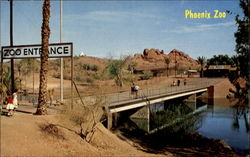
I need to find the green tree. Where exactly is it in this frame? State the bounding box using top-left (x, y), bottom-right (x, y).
top-left (207, 55), bottom-right (234, 65)
top-left (106, 60), bottom-right (125, 87)
top-left (1, 67), bottom-right (20, 98)
top-left (231, 55), bottom-right (239, 67)
top-left (234, 0), bottom-right (249, 81)
top-left (36, 0), bottom-right (50, 115)
top-left (197, 56), bottom-right (206, 78)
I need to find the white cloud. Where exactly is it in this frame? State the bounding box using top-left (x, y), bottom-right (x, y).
top-left (163, 21), bottom-right (235, 33)
top-left (65, 11), bottom-right (159, 23)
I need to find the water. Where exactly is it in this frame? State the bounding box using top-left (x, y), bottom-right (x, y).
top-left (126, 98), bottom-right (250, 151)
top-left (198, 99), bottom-right (250, 150)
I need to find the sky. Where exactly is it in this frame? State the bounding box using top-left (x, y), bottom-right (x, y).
top-left (0, 0), bottom-right (243, 59)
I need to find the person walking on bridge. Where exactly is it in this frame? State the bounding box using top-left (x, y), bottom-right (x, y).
top-left (131, 83), bottom-right (139, 99)
top-left (184, 79), bottom-right (187, 86)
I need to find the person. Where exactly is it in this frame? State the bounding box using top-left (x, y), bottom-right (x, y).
top-left (134, 84), bottom-right (140, 98)
top-left (184, 79), bottom-right (187, 86)
top-left (172, 80), bottom-right (176, 86)
top-left (6, 95), bottom-right (14, 116)
top-left (6, 90), bottom-right (18, 116)
top-left (131, 83), bottom-right (139, 99)
top-left (177, 80), bottom-right (180, 86)
top-left (131, 83), bottom-right (136, 98)
top-left (12, 91), bottom-right (18, 110)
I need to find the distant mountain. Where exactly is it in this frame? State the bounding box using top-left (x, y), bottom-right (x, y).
top-left (132, 48), bottom-right (199, 70)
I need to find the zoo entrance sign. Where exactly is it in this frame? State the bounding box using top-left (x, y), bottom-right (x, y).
top-left (1, 42), bottom-right (73, 59)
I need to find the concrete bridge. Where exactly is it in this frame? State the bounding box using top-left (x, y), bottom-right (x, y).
top-left (104, 79), bottom-right (217, 129)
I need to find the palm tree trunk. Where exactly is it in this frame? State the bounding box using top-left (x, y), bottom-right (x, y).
top-left (36, 0), bottom-right (50, 115)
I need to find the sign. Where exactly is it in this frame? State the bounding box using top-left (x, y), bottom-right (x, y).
top-left (1, 42), bottom-right (73, 59)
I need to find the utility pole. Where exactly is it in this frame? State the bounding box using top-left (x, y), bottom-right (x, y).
top-left (60, 0), bottom-right (63, 102)
top-left (10, 0), bottom-right (15, 93)
top-left (175, 51), bottom-right (176, 78)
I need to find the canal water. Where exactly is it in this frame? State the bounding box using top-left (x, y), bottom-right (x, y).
top-left (120, 98), bottom-right (250, 151)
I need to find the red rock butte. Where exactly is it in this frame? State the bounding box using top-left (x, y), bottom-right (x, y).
top-left (132, 48), bottom-right (199, 70)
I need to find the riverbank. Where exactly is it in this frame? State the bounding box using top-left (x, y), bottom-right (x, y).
top-left (1, 111), bottom-right (172, 157)
top-left (213, 78), bottom-right (236, 98)
top-left (114, 127), bottom-right (242, 157)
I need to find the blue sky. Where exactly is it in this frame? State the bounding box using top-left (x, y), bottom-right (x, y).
top-left (0, 0), bottom-right (243, 59)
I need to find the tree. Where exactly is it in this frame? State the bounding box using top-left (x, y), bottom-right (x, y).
top-left (207, 55), bottom-right (234, 65)
top-left (234, 0), bottom-right (249, 81)
top-left (106, 60), bottom-right (125, 87)
top-left (231, 55), bottom-right (239, 67)
top-left (36, 0), bottom-right (50, 115)
top-left (197, 56), bottom-right (206, 78)
top-left (1, 67), bottom-right (20, 98)
top-left (106, 56), bottom-right (133, 87)
top-left (164, 57), bottom-right (170, 77)
top-left (227, 0), bottom-right (249, 104)
top-left (127, 60), bottom-right (137, 74)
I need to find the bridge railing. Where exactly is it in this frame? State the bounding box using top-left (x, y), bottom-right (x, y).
top-left (106, 79), bottom-right (212, 105)
top-left (70, 78), bottom-right (220, 106)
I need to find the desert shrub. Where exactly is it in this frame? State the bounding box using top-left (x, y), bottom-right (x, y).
top-left (75, 76), bottom-right (82, 82)
top-left (82, 64), bottom-right (98, 72)
top-left (60, 97), bottom-right (104, 142)
top-left (85, 77), bottom-right (94, 83)
top-left (140, 71), bottom-right (153, 80)
top-left (63, 74), bottom-right (71, 80)
top-left (52, 73), bottom-right (60, 79)
top-left (123, 72), bottom-right (136, 83)
top-left (39, 123), bottom-right (65, 140)
top-left (91, 73), bottom-right (101, 80)
top-left (90, 65), bottom-right (98, 71)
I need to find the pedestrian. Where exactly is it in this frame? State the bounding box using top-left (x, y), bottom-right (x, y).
top-left (131, 83), bottom-right (136, 98)
top-left (172, 80), bottom-right (176, 86)
top-left (134, 84), bottom-right (140, 98)
top-left (12, 90), bottom-right (18, 110)
top-left (131, 83), bottom-right (139, 99)
top-left (184, 79), bottom-right (187, 86)
top-left (177, 80), bottom-right (180, 86)
top-left (6, 95), bottom-right (14, 116)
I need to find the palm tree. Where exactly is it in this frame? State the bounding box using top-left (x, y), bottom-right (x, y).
top-left (164, 57), bottom-right (170, 77)
top-left (197, 56), bottom-right (206, 78)
top-left (36, 0), bottom-right (50, 115)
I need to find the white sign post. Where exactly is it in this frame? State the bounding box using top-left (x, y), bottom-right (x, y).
top-left (1, 43), bottom-right (72, 59)
top-left (1, 42), bottom-right (73, 106)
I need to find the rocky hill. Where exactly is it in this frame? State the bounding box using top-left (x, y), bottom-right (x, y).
top-left (132, 48), bottom-right (199, 70)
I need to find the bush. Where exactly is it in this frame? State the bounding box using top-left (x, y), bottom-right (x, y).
top-left (82, 64), bottom-right (98, 72)
top-left (75, 76), bottom-right (82, 82)
top-left (85, 77), bottom-right (94, 83)
top-left (140, 71), bottom-right (153, 80)
top-left (123, 72), bottom-right (136, 83)
top-left (60, 97), bottom-right (104, 142)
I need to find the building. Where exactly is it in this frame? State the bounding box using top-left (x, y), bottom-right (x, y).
top-left (204, 65), bottom-right (237, 77)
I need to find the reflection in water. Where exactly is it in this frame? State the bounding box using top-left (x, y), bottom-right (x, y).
top-left (127, 98), bottom-right (250, 151)
top-left (232, 105), bottom-right (250, 132)
top-left (130, 99), bottom-right (207, 133)
top-left (149, 100), bottom-right (205, 133)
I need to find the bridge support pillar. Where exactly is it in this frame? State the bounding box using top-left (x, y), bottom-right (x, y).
top-left (107, 113), bottom-right (112, 130)
top-left (184, 94), bottom-right (197, 110)
top-left (113, 112), bottom-right (118, 128)
top-left (207, 86), bottom-right (214, 105)
top-left (104, 106), bottom-right (113, 130)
